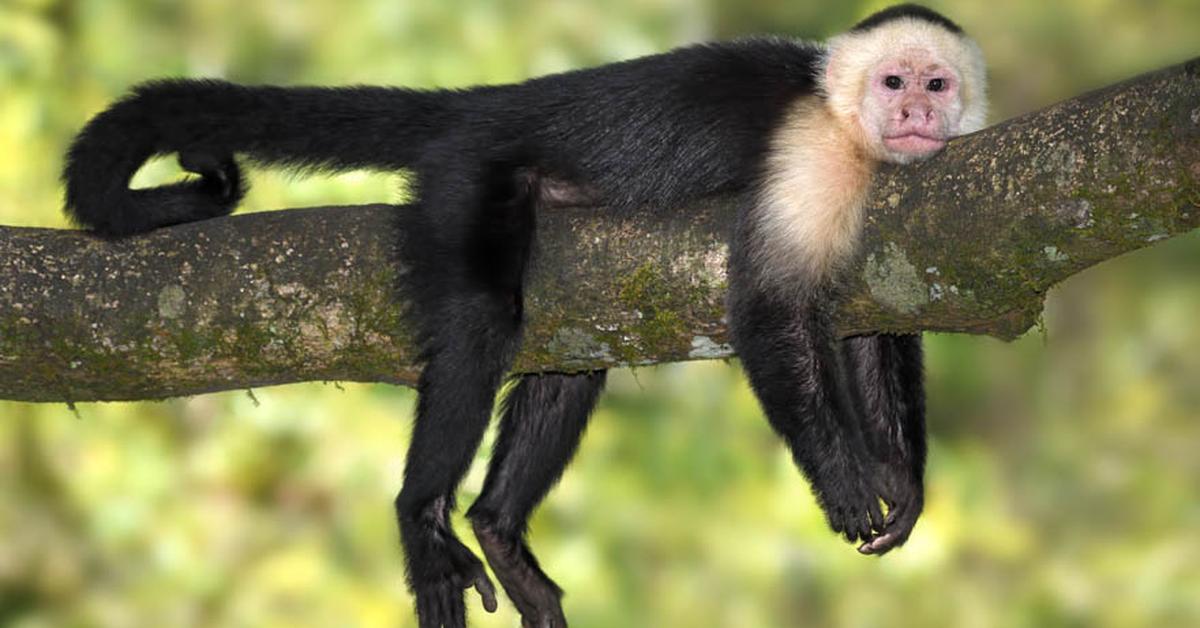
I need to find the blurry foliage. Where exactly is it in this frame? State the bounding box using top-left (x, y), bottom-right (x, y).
top-left (1, 0), bottom-right (1199, 626)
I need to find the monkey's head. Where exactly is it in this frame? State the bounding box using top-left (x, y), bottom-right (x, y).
top-left (821, 5), bottom-right (988, 164)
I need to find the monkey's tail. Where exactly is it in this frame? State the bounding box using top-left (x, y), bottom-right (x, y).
top-left (63, 79), bottom-right (453, 235)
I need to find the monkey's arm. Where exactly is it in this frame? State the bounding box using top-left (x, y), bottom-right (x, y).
top-left (841, 334), bottom-right (926, 554)
top-left (730, 289), bottom-right (887, 544)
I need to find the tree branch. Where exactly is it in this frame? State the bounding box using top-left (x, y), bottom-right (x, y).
top-left (2, 59), bottom-right (1198, 402)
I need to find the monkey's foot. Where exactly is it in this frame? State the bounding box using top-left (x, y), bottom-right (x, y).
top-left (472, 519), bottom-right (568, 628)
top-left (404, 526), bottom-right (498, 628)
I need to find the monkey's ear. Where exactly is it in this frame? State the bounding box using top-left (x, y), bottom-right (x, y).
top-left (818, 38), bottom-right (859, 104)
top-left (817, 45), bottom-right (841, 98)
top-left (818, 42), bottom-right (859, 126)
top-left (822, 56), bottom-right (838, 90)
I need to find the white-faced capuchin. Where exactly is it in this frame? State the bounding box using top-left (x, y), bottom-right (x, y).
top-left (62, 4), bottom-right (987, 627)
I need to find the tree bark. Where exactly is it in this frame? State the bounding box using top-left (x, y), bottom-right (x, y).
top-left (2, 58), bottom-right (1198, 402)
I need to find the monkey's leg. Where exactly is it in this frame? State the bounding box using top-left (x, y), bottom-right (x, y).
top-left (841, 334), bottom-right (926, 555)
top-left (397, 158), bottom-right (537, 628)
top-left (467, 371), bottom-right (607, 628)
top-left (396, 298), bottom-right (519, 628)
top-left (729, 290), bottom-right (887, 545)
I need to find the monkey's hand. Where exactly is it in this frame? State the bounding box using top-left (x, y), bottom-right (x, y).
top-left (809, 452), bottom-right (891, 546)
top-left (856, 460), bottom-right (924, 555)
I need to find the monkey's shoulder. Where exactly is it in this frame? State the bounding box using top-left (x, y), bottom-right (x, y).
top-left (752, 100), bottom-right (876, 285)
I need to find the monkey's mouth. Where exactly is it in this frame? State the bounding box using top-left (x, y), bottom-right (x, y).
top-left (884, 134), bottom-right (946, 154)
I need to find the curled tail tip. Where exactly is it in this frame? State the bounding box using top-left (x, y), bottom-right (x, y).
top-left (60, 80), bottom-right (248, 236)
top-left (64, 179), bottom-right (244, 237)
top-left (62, 146), bottom-right (246, 237)
top-left (178, 150), bottom-right (247, 205)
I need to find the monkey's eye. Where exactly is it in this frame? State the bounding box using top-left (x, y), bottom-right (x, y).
top-left (926, 78), bottom-right (946, 92)
top-left (884, 75), bottom-right (903, 90)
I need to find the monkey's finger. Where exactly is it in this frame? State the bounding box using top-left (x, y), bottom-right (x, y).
top-left (841, 509), bottom-right (860, 543)
top-left (885, 498), bottom-right (908, 528)
top-left (868, 498), bottom-right (886, 533)
top-left (860, 514), bottom-right (875, 542)
top-left (849, 512), bottom-right (870, 544)
top-left (884, 504), bottom-right (899, 528)
top-left (827, 506), bottom-right (844, 536)
top-left (862, 525), bottom-right (908, 555)
top-left (837, 514), bottom-right (855, 542)
top-left (862, 505), bottom-right (921, 556)
top-left (857, 530), bottom-right (899, 555)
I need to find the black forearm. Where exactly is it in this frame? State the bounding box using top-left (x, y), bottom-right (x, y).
top-left (841, 334), bottom-right (926, 478)
top-left (838, 333), bottom-right (927, 554)
top-left (729, 290), bottom-right (881, 523)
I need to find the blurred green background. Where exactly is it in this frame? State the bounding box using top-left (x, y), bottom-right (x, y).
top-left (2, 1), bottom-right (1199, 626)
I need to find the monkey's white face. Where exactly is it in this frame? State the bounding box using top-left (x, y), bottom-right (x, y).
top-left (821, 18), bottom-right (988, 165)
top-left (860, 49), bottom-right (966, 164)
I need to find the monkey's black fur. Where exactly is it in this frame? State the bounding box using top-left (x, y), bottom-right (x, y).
top-left (65, 40), bottom-right (819, 236)
top-left (62, 7), bottom-right (954, 627)
top-left (851, 3), bottom-right (963, 33)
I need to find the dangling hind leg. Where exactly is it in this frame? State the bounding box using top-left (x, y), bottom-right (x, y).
top-left (467, 371), bottom-right (607, 628)
top-left (395, 153), bottom-right (538, 628)
top-left (396, 318), bottom-right (516, 627)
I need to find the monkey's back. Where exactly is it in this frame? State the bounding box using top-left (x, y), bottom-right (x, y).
top-left (456, 38), bottom-right (825, 210)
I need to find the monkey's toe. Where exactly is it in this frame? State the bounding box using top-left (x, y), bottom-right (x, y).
top-left (522, 612), bottom-right (568, 628)
top-left (448, 537), bottom-right (499, 613)
top-left (414, 579), bottom-right (467, 628)
top-left (412, 556), bottom-right (498, 627)
top-left (405, 525), bottom-right (499, 627)
top-left (473, 520), bottom-right (568, 627)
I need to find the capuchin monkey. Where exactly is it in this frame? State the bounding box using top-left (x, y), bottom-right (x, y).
top-left (62, 4), bottom-right (987, 627)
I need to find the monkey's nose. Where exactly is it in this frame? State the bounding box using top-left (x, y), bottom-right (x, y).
top-left (900, 105), bottom-right (934, 122)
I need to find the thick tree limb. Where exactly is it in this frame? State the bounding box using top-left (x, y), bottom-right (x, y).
top-left (2, 59), bottom-right (1198, 402)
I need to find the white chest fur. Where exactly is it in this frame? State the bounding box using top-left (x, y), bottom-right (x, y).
top-left (752, 98), bottom-right (874, 290)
